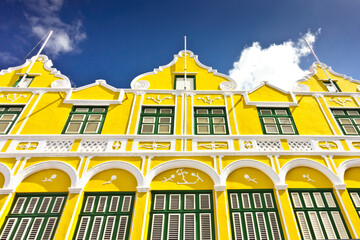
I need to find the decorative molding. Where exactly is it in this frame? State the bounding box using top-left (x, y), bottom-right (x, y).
top-left (293, 84), bottom-right (310, 92)
top-left (197, 95), bottom-right (221, 105)
top-left (134, 80), bottom-right (150, 90)
top-left (139, 142), bottom-right (171, 150)
top-left (198, 142), bottom-right (228, 150)
top-left (146, 95), bottom-right (171, 104)
top-left (133, 139), bottom-right (175, 152)
top-left (220, 81), bottom-right (235, 91)
top-left (0, 93), bottom-right (27, 102)
top-left (161, 168), bottom-right (204, 185)
top-left (328, 97), bottom-right (352, 107)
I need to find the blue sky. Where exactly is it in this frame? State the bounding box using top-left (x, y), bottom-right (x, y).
top-left (0, 0), bottom-right (359, 90)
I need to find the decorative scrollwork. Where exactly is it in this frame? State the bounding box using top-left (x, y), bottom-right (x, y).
top-left (220, 81), bottom-right (235, 90)
top-left (51, 79), bottom-right (71, 88)
top-left (134, 80), bottom-right (150, 89)
top-left (294, 84), bottom-right (310, 92)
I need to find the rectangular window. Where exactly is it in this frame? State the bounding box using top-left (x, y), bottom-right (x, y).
top-left (0, 193), bottom-right (67, 240)
top-left (332, 109), bottom-right (360, 135)
top-left (348, 189), bottom-right (360, 217)
top-left (62, 106), bottom-right (108, 134)
top-left (258, 108), bottom-right (298, 135)
top-left (194, 107), bottom-right (228, 135)
top-left (174, 75), bottom-right (195, 90)
top-left (324, 81), bottom-right (341, 92)
top-left (149, 191), bottom-right (215, 240)
top-left (228, 190), bottom-right (284, 240)
top-left (0, 106), bottom-right (23, 134)
top-left (138, 107), bottom-right (174, 134)
top-left (289, 189), bottom-right (350, 240)
top-left (74, 192), bottom-right (135, 240)
top-left (13, 76), bottom-right (35, 88)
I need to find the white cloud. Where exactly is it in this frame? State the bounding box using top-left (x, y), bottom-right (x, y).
top-left (20, 0), bottom-right (86, 57)
top-left (229, 29), bottom-right (321, 91)
top-left (0, 52), bottom-right (19, 64)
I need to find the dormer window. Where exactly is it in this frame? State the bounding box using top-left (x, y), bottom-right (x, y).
top-left (323, 81), bottom-right (340, 92)
top-left (13, 75), bottom-right (35, 88)
top-left (174, 75), bottom-right (195, 90)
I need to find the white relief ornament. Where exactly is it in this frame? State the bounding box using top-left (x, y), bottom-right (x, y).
top-left (302, 174), bottom-right (315, 182)
top-left (197, 96), bottom-right (221, 105)
top-left (220, 81), bottom-right (235, 91)
top-left (198, 142), bottom-right (227, 150)
top-left (51, 79), bottom-right (71, 88)
top-left (318, 141), bottom-right (337, 150)
top-left (42, 174), bottom-right (57, 182)
top-left (191, 173), bottom-right (204, 183)
top-left (112, 141), bottom-right (121, 151)
top-left (17, 142), bottom-right (38, 150)
top-left (139, 142), bottom-right (170, 150)
top-left (103, 175), bottom-right (117, 185)
top-left (134, 80), bottom-right (150, 89)
top-left (294, 84), bottom-right (310, 92)
top-left (147, 95), bottom-right (171, 104)
top-left (0, 93), bottom-right (26, 102)
top-left (328, 97), bottom-right (352, 107)
top-left (244, 141), bottom-right (253, 149)
top-left (244, 174), bottom-right (257, 183)
top-left (162, 175), bottom-right (175, 183)
top-left (161, 169), bottom-right (203, 185)
top-left (36, 57), bottom-right (45, 62)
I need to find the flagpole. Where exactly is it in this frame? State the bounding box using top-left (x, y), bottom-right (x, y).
top-left (20, 30), bottom-right (53, 83)
top-left (184, 36), bottom-right (187, 90)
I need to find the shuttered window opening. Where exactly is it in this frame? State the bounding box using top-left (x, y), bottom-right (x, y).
top-left (0, 193), bottom-right (67, 240)
top-left (348, 189), bottom-right (360, 217)
top-left (73, 192), bottom-right (135, 240)
top-left (149, 191), bottom-right (215, 240)
top-left (228, 190), bottom-right (284, 240)
top-left (289, 189), bottom-right (350, 240)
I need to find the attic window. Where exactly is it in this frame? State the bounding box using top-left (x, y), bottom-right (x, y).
top-left (323, 81), bottom-right (341, 92)
top-left (13, 76), bottom-right (35, 88)
top-left (174, 75), bottom-right (195, 90)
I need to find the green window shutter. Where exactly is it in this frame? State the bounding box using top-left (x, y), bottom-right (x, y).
top-left (332, 109), bottom-right (360, 135)
top-left (194, 107), bottom-right (228, 135)
top-left (73, 192), bottom-right (135, 240)
top-left (0, 193), bottom-right (67, 240)
top-left (289, 189), bottom-right (350, 240)
top-left (349, 190), bottom-right (360, 217)
top-left (228, 190), bottom-right (284, 240)
top-left (149, 191), bottom-right (215, 240)
top-left (258, 108), bottom-right (298, 135)
top-left (138, 107), bottom-right (174, 135)
top-left (62, 106), bottom-right (108, 134)
top-left (0, 106), bottom-right (24, 134)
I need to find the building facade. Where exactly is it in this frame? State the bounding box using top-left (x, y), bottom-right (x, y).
top-left (0, 50), bottom-right (359, 239)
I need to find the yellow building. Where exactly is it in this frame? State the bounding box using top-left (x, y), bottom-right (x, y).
top-left (0, 50), bottom-right (359, 240)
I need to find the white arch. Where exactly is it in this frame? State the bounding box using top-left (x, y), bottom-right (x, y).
top-left (11, 161), bottom-right (78, 189)
top-left (279, 159), bottom-right (345, 189)
top-left (220, 160), bottom-right (281, 186)
top-left (338, 159), bottom-right (360, 182)
top-left (0, 163), bottom-right (12, 189)
top-left (143, 160), bottom-right (221, 190)
top-left (79, 161), bottom-right (144, 189)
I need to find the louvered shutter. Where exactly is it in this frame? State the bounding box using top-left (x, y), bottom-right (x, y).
top-left (41, 217), bottom-right (57, 240)
top-left (313, 192), bottom-right (325, 208)
top-left (319, 211), bottom-right (336, 239)
top-left (200, 213), bottom-right (212, 240)
top-left (268, 212), bottom-right (282, 240)
top-left (97, 196), bottom-right (108, 212)
top-left (89, 216), bottom-right (103, 240)
top-left (27, 217), bottom-right (44, 240)
top-left (25, 197), bottom-right (39, 214)
top-left (264, 193), bottom-right (274, 208)
top-left (296, 212), bottom-right (311, 240)
top-left (256, 212), bottom-right (268, 240)
top-left (230, 193), bottom-right (239, 209)
top-left (75, 217), bottom-right (90, 240)
top-left (184, 214), bottom-right (195, 240)
top-left (324, 193), bottom-right (336, 208)
top-left (51, 197), bottom-right (65, 213)
top-left (167, 214), bottom-right (180, 240)
top-left (13, 218), bottom-right (31, 240)
top-left (150, 214), bottom-right (164, 240)
top-left (122, 196), bottom-right (132, 212)
top-left (350, 192), bottom-right (360, 207)
top-left (169, 195), bottom-right (180, 210)
top-left (109, 196), bottom-right (120, 212)
top-left (185, 194), bottom-right (195, 210)
top-left (11, 197), bottom-right (26, 214)
top-left (290, 193), bottom-right (302, 208)
top-left (102, 216), bottom-right (116, 240)
top-left (241, 193), bottom-right (250, 209)
top-left (38, 197), bottom-right (52, 213)
top-left (232, 213), bottom-right (243, 240)
top-left (331, 211), bottom-right (349, 239)
top-left (302, 193), bottom-right (313, 208)
top-left (244, 212), bottom-right (256, 240)
top-left (199, 194), bottom-right (210, 210)
top-left (84, 196), bottom-right (95, 212)
top-left (154, 195), bottom-right (166, 210)
top-left (0, 218), bottom-right (17, 239)
top-left (253, 193), bottom-right (262, 208)
top-left (116, 215), bottom-right (129, 240)
top-left (308, 211), bottom-right (324, 239)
